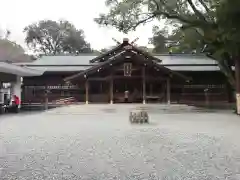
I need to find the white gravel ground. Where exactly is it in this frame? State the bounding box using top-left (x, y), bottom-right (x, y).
top-left (0, 104), bottom-right (240, 180)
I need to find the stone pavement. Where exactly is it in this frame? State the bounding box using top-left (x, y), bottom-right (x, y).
top-left (0, 104), bottom-right (240, 180)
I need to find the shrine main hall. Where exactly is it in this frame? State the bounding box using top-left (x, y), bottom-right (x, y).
top-left (18, 38), bottom-right (231, 105)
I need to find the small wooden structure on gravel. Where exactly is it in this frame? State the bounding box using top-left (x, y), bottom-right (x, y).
top-left (129, 108), bottom-right (149, 124)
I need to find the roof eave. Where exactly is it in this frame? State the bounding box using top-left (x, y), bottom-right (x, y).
top-left (64, 51), bottom-right (191, 82)
top-left (0, 62), bottom-right (44, 77)
top-left (64, 62), bottom-right (108, 82)
top-left (90, 44), bottom-right (123, 63)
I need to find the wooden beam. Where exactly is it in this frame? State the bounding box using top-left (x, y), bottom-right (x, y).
top-left (85, 80), bottom-right (89, 104)
top-left (113, 75), bottom-right (166, 80)
top-left (114, 68), bottom-right (139, 71)
top-left (146, 77), bottom-right (166, 81)
top-left (87, 76), bottom-right (166, 81)
top-left (88, 77), bottom-right (109, 81)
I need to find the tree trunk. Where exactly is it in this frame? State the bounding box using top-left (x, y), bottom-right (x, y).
top-left (226, 82), bottom-right (235, 103)
top-left (235, 58), bottom-right (240, 114)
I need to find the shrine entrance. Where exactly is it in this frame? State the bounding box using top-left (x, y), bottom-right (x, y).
top-left (112, 78), bottom-right (168, 103)
top-left (113, 78), bottom-right (143, 103)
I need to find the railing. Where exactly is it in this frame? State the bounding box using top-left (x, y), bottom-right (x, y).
top-left (21, 91), bottom-right (230, 105)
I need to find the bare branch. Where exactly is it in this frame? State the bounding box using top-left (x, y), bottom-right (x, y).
top-left (151, 0), bottom-right (198, 25)
top-left (131, 14), bottom-right (156, 30)
top-left (129, 9), bottom-right (206, 34)
top-left (198, 0), bottom-right (211, 12)
top-left (150, 0), bottom-right (160, 11)
top-left (186, 0), bottom-right (206, 22)
top-left (155, 11), bottom-right (195, 25)
top-left (198, 0), bottom-right (215, 22)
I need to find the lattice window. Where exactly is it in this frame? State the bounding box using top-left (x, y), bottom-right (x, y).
top-left (124, 63), bottom-right (132, 76)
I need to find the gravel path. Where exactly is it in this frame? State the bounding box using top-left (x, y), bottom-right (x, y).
top-left (0, 104), bottom-right (240, 180)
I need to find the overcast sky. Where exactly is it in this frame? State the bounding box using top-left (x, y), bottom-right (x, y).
top-left (0, 0), bottom-right (159, 52)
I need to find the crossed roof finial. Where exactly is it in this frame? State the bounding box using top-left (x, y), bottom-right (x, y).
top-left (112, 38), bottom-right (121, 45)
top-left (112, 37), bottom-right (139, 45)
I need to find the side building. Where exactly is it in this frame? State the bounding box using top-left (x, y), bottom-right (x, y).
top-left (17, 39), bottom-right (231, 105)
top-left (0, 61), bottom-right (43, 111)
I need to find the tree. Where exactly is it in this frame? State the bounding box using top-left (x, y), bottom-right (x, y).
top-left (214, 0), bottom-right (240, 113)
top-left (0, 29), bottom-right (33, 62)
top-left (24, 20), bottom-right (92, 55)
top-left (94, 0), bottom-right (221, 59)
top-left (137, 46), bottom-right (152, 52)
top-left (149, 26), bottom-right (169, 53)
top-left (95, 0), bottom-right (217, 33)
top-left (94, 0), bottom-right (221, 61)
top-left (100, 48), bottom-right (110, 53)
top-left (100, 45), bottom-right (119, 53)
top-left (150, 26), bottom-right (205, 54)
top-left (170, 28), bottom-right (205, 53)
top-left (95, 0), bottom-right (240, 114)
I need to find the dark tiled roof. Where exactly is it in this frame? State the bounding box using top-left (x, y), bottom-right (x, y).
top-left (16, 55), bottom-right (97, 65)
top-left (167, 66), bottom-right (220, 71)
top-left (155, 54), bottom-right (217, 65)
top-left (17, 54), bottom-right (217, 65)
top-left (15, 54), bottom-right (219, 72)
top-left (18, 65), bottom-right (220, 72)
top-left (25, 66), bottom-right (91, 72)
top-left (0, 62), bottom-right (43, 76)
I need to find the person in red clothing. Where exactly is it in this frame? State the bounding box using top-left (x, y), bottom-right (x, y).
top-left (14, 95), bottom-right (20, 105)
top-left (13, 95), bottom-right (20, 113)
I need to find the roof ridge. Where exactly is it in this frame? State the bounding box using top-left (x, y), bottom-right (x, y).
top-left (41, 54), bottom-right (98, 57)
top-left (153, 53), bottom-right (207, 56)
top-left (39, 53), bottom-right (207, 57)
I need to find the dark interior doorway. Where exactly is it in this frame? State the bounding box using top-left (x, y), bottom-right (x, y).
top-left (113, 79), bottom-right (142, 103)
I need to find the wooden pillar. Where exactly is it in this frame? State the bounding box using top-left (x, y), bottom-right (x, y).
top-left (235, 58), bottom-right (240, 114)
top-left (167, 78), bottom-right (171, 104)
top-left (142, 67), bottom-right (146, 104)
top-left (150, 84), bottom-right (153, 96)
top-left (85, 80), bottom-right (89, 104)
top-left (110, 77), bottom-right (113, 104)
top-left (100, 82), bottom-right (103, 93)
top-left (44, 85), bottom-right (48, 110)
top-left (204, 88), bottom-right (209, 107)
top-left (180, 85), bottom-right (185, 104)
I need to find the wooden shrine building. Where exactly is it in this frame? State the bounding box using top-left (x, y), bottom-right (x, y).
top-left (18, 38), bottom-right (231, 105)
top-left (64, 38), bottom-right (189, 104)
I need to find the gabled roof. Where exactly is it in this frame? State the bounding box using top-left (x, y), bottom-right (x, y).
top-left (64, 48), bottom-right (190, 82)
top-left (90, 39), bottom-right (161, 63)
top-left (89, 44), bottom-right (123, 63)
top-left (15, 38), bottom-right (219, 73)
top-left (16, 53), bottom-right (217, 66)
